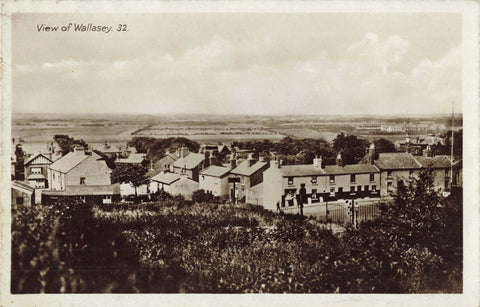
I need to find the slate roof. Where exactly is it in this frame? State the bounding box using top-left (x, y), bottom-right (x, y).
top-left (151, 172), bottom-right (181, 185)
top-left (231, 160), bottom-right (268, 177)
top-left (373, 153), bottom-right (422, 170)
top-left (173, 153), bottom-right (205, 169)
top-left (49, 152), bottom-right (99, 173)
top-left (200, 165), bottom-right (231, 178)
top-left (414, 156), bottom-right (452, 169)
top-left (323, 164), bottom-right (380, 175)
top-left (279, 165), bottom-right (326, 177)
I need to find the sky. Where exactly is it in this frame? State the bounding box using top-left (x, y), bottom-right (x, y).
top-left (12, 13), bottom-right (462, 115)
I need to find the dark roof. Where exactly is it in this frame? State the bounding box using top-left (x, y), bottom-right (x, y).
top-left (200, 165), bottom-right (231, 178)
top-left (279, 165), bottom-right (326, 177)
top-left (414, 156), bottom-right (451, 169)
top-left (231, 160), bottom-right (268, 176)
top-left (374, 153), bottom-right (422, 170)
top-left (323, 164), bottom-right (379, 175)
top-left (42, 184), bottom-right (120, 196)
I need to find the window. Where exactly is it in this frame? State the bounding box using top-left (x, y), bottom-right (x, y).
top-left (288, 177), bottom-right (294, 185)
top-left (79, 196), bottom-right (86, 203)
top-left (338, 187), bottom-right (343, 194)
top-left (202, 175), bottom-right (205, 181)
top-left (329, 175), bottom-right (335, 184)
top-left (350, 186), bottom-right (355, 192)
top-left (409, 170), bottom-right (414, 179)
top-left (357, 186), bottom-right (362, 192)
top-left (80, 177), bottom-right (85, 185)
top-left (350, 174), bottom-right (356, 183)
top-left (31, 167), bottom-right (42, 174)
top-left (372, 185), bottom-right (377, 191)
top-left (311, 189), bottom-right (317, 199)
top-left (16, 197), bottom-right (24, 205)
top-left (387, 171), bottom-right (392, 177)
top-left (311, 176), bottom-right (317, 184)
top-left (370, 174), bottom-right (375, 182)
top-left (364, 185), bottom-right (369, 191)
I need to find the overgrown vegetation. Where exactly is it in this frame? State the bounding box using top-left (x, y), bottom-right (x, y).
top-left (12, 170), bottom-right (461, 293)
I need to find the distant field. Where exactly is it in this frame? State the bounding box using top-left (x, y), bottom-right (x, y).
top-left (271, 128), bottom-right (338, 142)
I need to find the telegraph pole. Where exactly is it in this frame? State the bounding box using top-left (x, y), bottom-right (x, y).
top-left (450, 101), bottom-right (454, 188)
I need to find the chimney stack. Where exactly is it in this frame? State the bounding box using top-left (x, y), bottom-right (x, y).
top-left (423, 145), bottom-right (433, 157)
top-left (230, 153), bottom-right (237, 169)
top-left (247, 153), bottom-right (256, 167)
top-left (313, 155), bottom-right (323, 169)
top-left (368, 143), bottom-right (375, 165)
top-left (336, 152), bottom-right (344, 167)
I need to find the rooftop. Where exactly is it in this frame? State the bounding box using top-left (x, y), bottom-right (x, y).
top-left (200, 165), bottom-right (231, 178)
top-left (42, 184), bottom-right (120, 196)
top-left (414, 155), bottom-right (452, 169)
top-left (279, 164), bottom-right (326, 177)
top-left (373, 152), bottom-right (422, 170)
top-left (323, 164), bottom-right (380, 175)
top-left (173, 153), bottom-right (205, 169)
top-left (116, 153), bottom-right (146, 164)
top-left (49, 152), bottom-right (101, 173)
top-left (231, 160), bottom-right (268, 176)
top-left (151, 172), bottom-right (181, 184)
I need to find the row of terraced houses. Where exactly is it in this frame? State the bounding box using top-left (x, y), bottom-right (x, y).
top-left (12, 139), bottom-right (462, 214)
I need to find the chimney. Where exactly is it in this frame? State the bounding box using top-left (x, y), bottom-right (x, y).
top-left (368, 143), bottom-right (375, 165)
top-left (423, 145), bottom-right (433, 157)
top-left (270, 159), bottom-right (279, 168)
top-left (247, 153), bottom-right (256, 167)
top-left (313, 155), bottom-right (323, 169)
top-left (230, 153), bottom-right (237, 169)
top-left (336, 152), bottom-right (344, 167)
top-left (74, 145), bottom-right (85, 154)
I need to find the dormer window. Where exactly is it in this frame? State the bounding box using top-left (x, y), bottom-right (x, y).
top-left (80, 177), bottom-right (85, 185)
top-left (311, 176), bottom-right (317, 184)
top-left (329, 175), bottom-right (335, 184)
top-left (288, 177), bottom-right (294, 185)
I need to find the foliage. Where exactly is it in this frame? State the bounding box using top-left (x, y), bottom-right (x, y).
top-left (374, 138), bottom-right (397, 154)
top-left (191, 189), bottom-right (224, 204)
top-left (332, 133), bottom-right (370, 165)
top-left (111, 163), bottom-right (149, 197)
top-left (12, 171), bottom-right (461, 293)
top-left (53, 135), bottom-right (88, 156)
top-left (129, 137), bottom-right (200, 162)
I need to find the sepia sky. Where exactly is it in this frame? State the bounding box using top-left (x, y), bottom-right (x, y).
top-left (12, 13), bottom-right (462, 115)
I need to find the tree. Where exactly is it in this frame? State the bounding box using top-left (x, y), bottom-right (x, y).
top-left (374, 138), bottom-right (397, 154)
top-left (111, 164), bottom-right (149, 198)
top-left (54, 135), bottom-right (88, 156)
top-left (333, 133), bottom-right (369, 164)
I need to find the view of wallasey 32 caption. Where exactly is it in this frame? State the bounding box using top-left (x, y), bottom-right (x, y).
top-left (36, 23), bottom-right (128, 33)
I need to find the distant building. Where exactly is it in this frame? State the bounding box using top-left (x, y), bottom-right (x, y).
top-left (199, 165), bottom-right (231, 197)
top-left (149, 172), bottom-right (198, 199)
top-left (172, 152), bottom-right (205, 182)
top-left (155, 149), bottom-right (181, 173)
top-left (93, 142), bottom-right (123, 159)
top-left (115, 153), bottom-right (147, 166)
top-left (42, 146), bottom-right (119, 205)
top-left (24, 153), bottom-right (53, 189)
top-left (229, 154), bottom-right (269, 204)
top-left (11, 181), bottom-right (35, 207)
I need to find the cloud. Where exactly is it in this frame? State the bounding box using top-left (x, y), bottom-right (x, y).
top-left (13, 33), bottom-right (461, 115)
